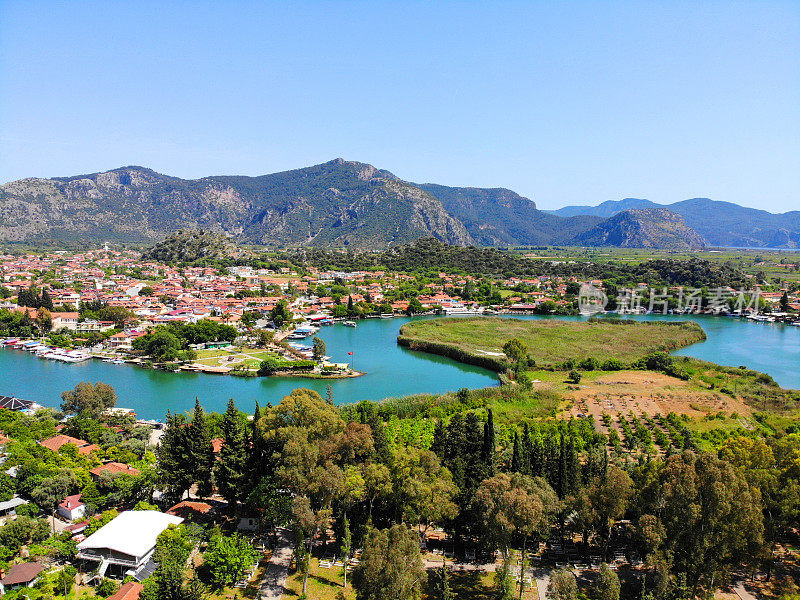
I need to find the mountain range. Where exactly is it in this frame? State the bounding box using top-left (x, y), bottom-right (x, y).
top-left (1, 158), bottom-right (796, 249)
top-left (547, 198), bottom-right (800, 248)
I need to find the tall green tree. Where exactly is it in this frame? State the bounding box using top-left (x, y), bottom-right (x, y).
top-left (60, 381), bottom-right (117, 417)
top-left (312, 336), bottom-right (327, 361)
top-left (596, 563), bottom-right (620, 600)
top-left (203, 534), bottom-right (257, 587)
top-left (649, 451), bottom-right (765, 596)
top-left (481, 408), bottom-right (496, 476)
top-left (189, 398), bottom-right (215, 497)
top-left (157, 412), bottom-right (194, 500)
top-left (547, 569), bottom-right (578, 600)
top-left (216, 399), bottom-right (248, 506)
top-left (475, 471), bottom-right (558, 593)
top-left (588, 464), bottom-right (633, 559)
top-left (355, 524), bottom-right (426, 600)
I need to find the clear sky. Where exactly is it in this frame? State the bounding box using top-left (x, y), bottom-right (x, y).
top-left (1, 1), bottom-right (798, 212)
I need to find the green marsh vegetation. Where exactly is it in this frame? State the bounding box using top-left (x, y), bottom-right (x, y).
top-left (397, 317), bottom-right (706, 370)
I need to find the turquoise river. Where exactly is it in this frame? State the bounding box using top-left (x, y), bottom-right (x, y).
top-left (2, 315), bottom-right (798, 420)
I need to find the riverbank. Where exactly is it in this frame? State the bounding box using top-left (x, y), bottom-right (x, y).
top-left (2, 314), bottom-right (798, 421)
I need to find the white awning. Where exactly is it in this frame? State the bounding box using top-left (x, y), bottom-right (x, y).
top-left (77, 511), bottom-right (183, 558)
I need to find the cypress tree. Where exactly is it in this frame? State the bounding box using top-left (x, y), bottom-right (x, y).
top-left (464, 412), bottom-right (484, 483)
top-left (40, 289), bottom-right (54, 310)
top-left (156, 411), bottom-right (194, 500)
top-left (216, 399), bottom-right (248, 506)
top-left (189, 398), bottom-right (215, 497)
top-left (556, 433), bottom-right (567, 498)
top-left (511, 431), bottom-right (522, 473)
top-left (431, 419), bottom-right (446, 459)
top-left (481, 408), bottom-right (496, 476)
top-left (522, 423), bottom-right (533, 476)
top-left (564, 436), bottom-right (580, 497)
top-left (531, 435), bottom-right (544, 477)
top-left (544, 435), bottom-right (558, 490)
top-left (368, 413), bottom-right (391, 465)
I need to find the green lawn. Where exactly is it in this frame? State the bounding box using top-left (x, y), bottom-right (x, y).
top-left (398, 317), bottom-right (706, 368)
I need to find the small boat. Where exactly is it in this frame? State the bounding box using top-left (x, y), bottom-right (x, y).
top-left (380, 314), bottom-right (393, 319)
top-left (343, 321), bottom-right (357, 328)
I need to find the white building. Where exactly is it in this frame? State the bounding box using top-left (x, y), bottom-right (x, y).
top-left (57, 493), bottom-right (85, 522)
top-left (77, 511), bottom-right (183, 580)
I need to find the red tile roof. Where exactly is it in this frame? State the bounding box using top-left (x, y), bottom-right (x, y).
top-left (0, 562), bottom-right (44, 585)
top-left (107, 581), bottom-right (144, 600)
top-left (90, 462), bottom-right (140, 477)
top-left (59, 493), bottom-right (83, 510)
top-left (39, 434), bottom-right (88, 453)
top-left (166, 501), bottom-right (213, 517)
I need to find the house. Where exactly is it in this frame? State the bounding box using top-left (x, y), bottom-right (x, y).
top-left (0, 497), bottom-right (29, 518)
top-left (166, 501), bottom-right (213, 522)
top-left (77, 511), bottom-right (183, 579)
top-left (58, 493), bottom-right (86, 522)
top-left (0, 562), bottom-right (44, 595)
top-left (90, 462), bottom-right (140, 480)
top-left (107, 581), bottom-right (144, 600)
top-left (51, 312), bottom-right (80, 331)
top-left (39, 434), bottom-right (100, 456)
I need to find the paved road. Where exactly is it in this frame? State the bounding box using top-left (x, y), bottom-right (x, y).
top-left (734, 581), bottom-right (760, 600)
top-left (259, 528), bottom-right (293, 600)
top-left (535, 569), bottom-right (551, 600)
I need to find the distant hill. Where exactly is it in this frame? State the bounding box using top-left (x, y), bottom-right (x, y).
top-left (3, 158), bottom-right (793, 249)
top-left (416, 183), bottom-right (602, 246)
top-left (546, 198), bottom-right (658, 218)
top-left (569, 208), bottom-right (706, 249)
top-left (549, 198), bottom-right (800, 248)
top-left (141, 230), bottom-right (250, 263)
top-left (0, 160), bottom-right (472, 249)
top-left (0, 159), bottom-right (598, 248)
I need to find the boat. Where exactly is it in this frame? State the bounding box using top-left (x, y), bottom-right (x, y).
top-left (343, 321), bottom-right (357, 327)
top-left (112, 358), bottom-right (126, 364)
top-left (380, 314), bottom-right (393, 319)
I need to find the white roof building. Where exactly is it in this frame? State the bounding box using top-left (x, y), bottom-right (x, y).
top-left (77, 511), bottom-right (183, 580)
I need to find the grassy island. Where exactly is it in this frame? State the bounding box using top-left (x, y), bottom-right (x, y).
top-left (397, 317), bottom-right (706, 371)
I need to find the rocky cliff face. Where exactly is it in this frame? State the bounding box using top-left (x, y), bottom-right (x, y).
top-left (569, 208), bottom-right (707, 249)
top-left (0, 160), bottom-right (472, 248)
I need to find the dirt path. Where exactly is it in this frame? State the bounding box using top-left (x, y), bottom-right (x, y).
top-left (259, 528), bottom-right (293, 600)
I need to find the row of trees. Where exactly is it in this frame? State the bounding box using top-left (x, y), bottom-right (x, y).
top-left (131, 319), bottom-right (237, 362)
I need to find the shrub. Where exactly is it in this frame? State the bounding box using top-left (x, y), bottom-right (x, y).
top-left (567, 370), bottom-right (582, 384)
top-left (601, 358), bottom-right (624, 371)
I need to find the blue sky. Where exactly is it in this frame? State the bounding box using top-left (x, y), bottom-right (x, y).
top-left (1, 1), bottom-right (798, 211)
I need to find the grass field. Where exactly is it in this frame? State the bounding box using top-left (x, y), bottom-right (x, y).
top-left (398, 317), bottom-right (706, 368)
top-left (283, 558), bottom-right (355, 599)
top-left (193, 347), bottom-right (281, 369)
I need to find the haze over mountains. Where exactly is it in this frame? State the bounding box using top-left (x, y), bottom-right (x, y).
top-left (1, 158), bottom-right (797, 249)
top-left (548, 198), bottom-right (800, 248)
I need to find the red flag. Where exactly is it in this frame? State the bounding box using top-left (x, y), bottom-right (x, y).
top-left (348, 351), bottom-right (353, 355)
